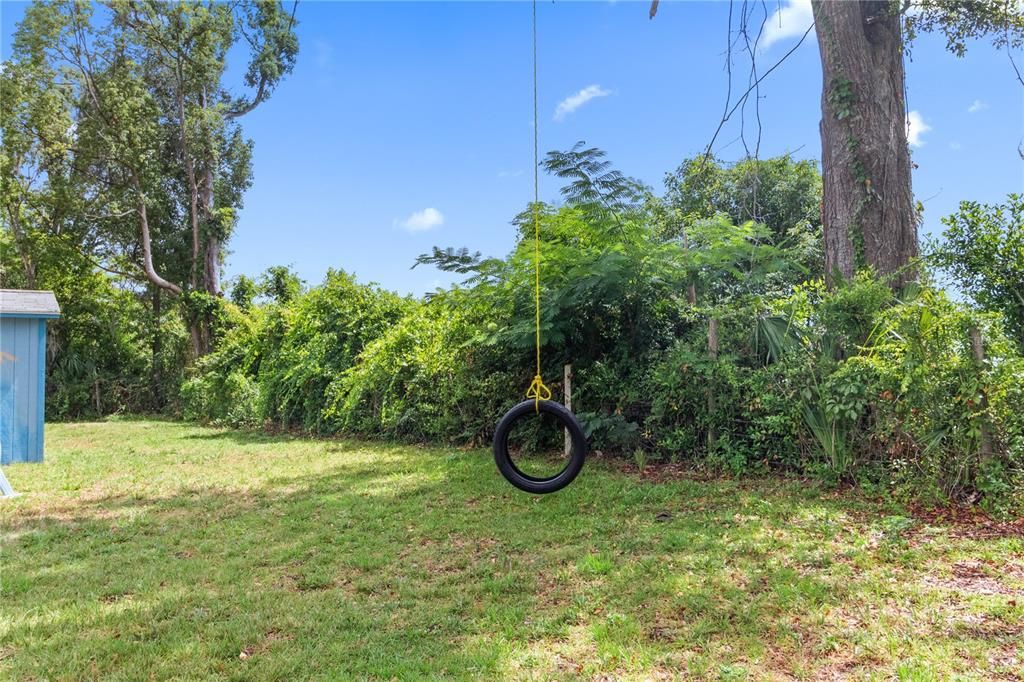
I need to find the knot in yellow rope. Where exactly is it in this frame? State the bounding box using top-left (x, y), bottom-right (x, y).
top-left (526, 373), bottom-right (551, 409)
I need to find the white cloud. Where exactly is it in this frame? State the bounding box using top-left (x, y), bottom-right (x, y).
top-left (761, 0), bottom-right (814, 51)
top-left (397, 207), bottom-right (444, 233)
top-left (949, 141), bottom-right (963, 151)
top-left (554, 84), bottom-right (611, 122)
top-left (967, 99), bottom-right (988, 113)
top-left (906, 110), bottom-right (931, 147)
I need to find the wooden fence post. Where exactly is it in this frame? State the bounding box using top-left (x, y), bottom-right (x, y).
top-left (969, 326), bottom-right (993, 461)
top-left (707, 318), bottom-right (719, 452)
top-left (564, 363), bottom-right (573, 457)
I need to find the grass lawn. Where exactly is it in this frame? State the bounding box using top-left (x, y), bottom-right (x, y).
top-left (1, 420), bottom-right (1021, 680)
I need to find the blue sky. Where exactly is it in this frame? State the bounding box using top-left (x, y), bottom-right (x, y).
top-left (2, 1), bottom-right (1022, 295)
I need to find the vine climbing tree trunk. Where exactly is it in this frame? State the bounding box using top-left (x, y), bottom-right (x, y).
top-left (811, 0), bottom-right (919, 289)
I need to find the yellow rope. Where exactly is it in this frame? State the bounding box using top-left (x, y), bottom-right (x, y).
top-left (526, 0), bottom-right (550, 410)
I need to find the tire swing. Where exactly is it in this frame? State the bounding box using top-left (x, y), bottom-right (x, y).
top-left (493, 0), bottom-right (587, 495)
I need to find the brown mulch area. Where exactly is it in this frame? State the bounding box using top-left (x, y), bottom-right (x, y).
top-left (908, 504), bottom-right (1024, 540)
top-left (605, 456), bottom-right (1024, 539)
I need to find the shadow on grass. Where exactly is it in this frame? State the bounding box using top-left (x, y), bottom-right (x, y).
top-left (178, 426), bottom-right (433, 458)
top-left (1, 427), bottom-right (970, 679)
top-left (180, 428), bottom-right (306, 444)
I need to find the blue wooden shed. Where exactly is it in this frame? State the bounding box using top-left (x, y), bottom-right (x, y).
top-left (1, 289), bottom-right (61, 464)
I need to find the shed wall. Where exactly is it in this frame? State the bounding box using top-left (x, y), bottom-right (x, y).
top-left (0, 317), bottom-right (46, 464)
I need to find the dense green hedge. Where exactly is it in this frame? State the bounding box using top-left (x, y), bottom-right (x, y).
top-left (181, 255), bottom-right (1023, 516)
top-left (20, 150), bottom-right (1017, 513)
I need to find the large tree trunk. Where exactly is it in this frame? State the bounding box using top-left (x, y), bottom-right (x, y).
top-left (204, 235), bottom-right (221, 295)
top-left (151, 285), bottom-right (165, 410)
top-left (812, 0), bottom-right (918, 289)
top-left (199, 91), bottom-right (221, 299)
top-left (193, 163), bottom-right (219, 358)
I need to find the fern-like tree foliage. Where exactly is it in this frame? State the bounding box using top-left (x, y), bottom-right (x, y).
top-left (413, 247), bottom-right (485, 274)
top-left (542, 141), bottom-right (646, 217)
top-left (415, 144), bottom-right (811, 377)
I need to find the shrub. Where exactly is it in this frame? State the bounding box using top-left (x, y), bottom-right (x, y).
top-left (180, 304), bottom-right (264, 427)
top-left (323, 299), bottom-right (517, 443)
top-left (861, 288), bottom-right (1024, 511)
top-left (645, 303), bottom-right (770, 469)
top-left (929, 194), bottom-right (1024, 349)
top-left (44, 257), bottom-right (185, 419)
top-left (743, 358), bottom-right (813, 471)
top-left (181, 370), bottom-right (260, 428)
top-left (169, 145), bottom-right (1024, 514)
top-left (257, 270), bottom-right (411, 431)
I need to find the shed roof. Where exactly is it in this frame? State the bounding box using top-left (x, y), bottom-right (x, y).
top-left (0, 289), bottom-right (61, 318)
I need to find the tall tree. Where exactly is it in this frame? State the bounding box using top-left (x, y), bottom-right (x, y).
top-left (651, 0), bottom-right (1024, 289)
top-left (0, 40), bottom-right (84, 289)
top-left (662, 155), bottom-right (822, 248)
top-left (2, 0), bottom-right (298, 356)
top-left (811, 1), bottom-right (916, 287)
top-left (808, 0), bottom-right (1022, 287)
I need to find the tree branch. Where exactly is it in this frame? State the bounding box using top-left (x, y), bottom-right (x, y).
top-left (130, 170), bottom-right (182, 295)
top-left (702, 22), bottom-right (815, 165)
top-left (225, 0), bottom-right (299, 119)
top-left (84, 253), bottom-right (143, 281)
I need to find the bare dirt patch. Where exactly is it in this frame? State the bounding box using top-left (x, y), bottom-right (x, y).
top-left (239, 629), bottom-right (294, 660)
top-left (922, 560), bottom-right (1023, 597)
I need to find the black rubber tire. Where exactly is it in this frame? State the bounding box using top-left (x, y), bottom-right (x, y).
top-left (493, 399), bottom-right (587, 494)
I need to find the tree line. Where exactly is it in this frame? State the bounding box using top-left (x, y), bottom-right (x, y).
top-left (2, 1), bottom-right (1023, 512)
top-left (2, 0), bottom-right (297, 358)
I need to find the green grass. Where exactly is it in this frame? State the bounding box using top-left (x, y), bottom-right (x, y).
top-left (1, 420), bottom-right (1021, 680)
